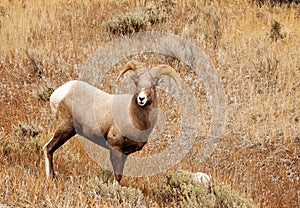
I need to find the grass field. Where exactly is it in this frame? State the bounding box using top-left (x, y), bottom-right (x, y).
top-left (0, 0), bottom-right (299, 207)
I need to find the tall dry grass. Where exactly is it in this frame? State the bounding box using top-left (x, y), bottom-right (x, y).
top-left (0, 0), bottom-right (299, 207)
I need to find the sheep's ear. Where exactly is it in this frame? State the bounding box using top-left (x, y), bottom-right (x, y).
top-left (117, 60), bottom-right (142, 81)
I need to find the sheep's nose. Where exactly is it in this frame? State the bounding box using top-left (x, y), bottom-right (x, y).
top-left (137, 90), bottom-right (147, 106)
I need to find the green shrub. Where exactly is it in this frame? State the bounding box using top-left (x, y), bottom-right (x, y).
top-left (91, 177), bottom-right (155, 207)
top-left (255, 0), bottom-right (300, 6)
top-left (214, 185), bottom-right (257, 208)
top-left (150, 170), bottom-right (257, 208)
top-left (35, 84), bottom-right (54, 102)
top-left (3, 123), bottom-right (45, 159)
top-left (151, 171), bottom-right (214, 207)
top-left (12, 122), bottom-right (43, 138)
top-left (102, 12), bottom-right (148, 35)
top-left (102, 3), bottom-right (171, 35)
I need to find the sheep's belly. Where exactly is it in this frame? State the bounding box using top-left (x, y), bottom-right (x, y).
top-left (69, 81), bottom-right (112, 145)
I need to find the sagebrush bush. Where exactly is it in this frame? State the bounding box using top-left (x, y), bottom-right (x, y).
top-left (12, 122), bottom-right (44, 138)
top-left (102, 3), bottom-right (170, 35)
top-left (213, 185), bottom-right (257, 208)
top-left (255, 0), bottom-right (300, 6)
top-left (102, 12), bottom-right (147, 35)
top-left (91, 177), bottom-right (157, 207)
top-left (35, 84), bottom-right (54, 102)
top-left (150, 171), bottom-right (256, 208)
top-left (152, 171), bottom-right (209, 206)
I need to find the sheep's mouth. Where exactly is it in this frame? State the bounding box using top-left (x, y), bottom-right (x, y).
top-left (138, 100), bottom-right (146, 106)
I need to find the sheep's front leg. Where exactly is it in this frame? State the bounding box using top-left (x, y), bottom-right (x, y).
top-left (109, 149), bottom-right (127, 183)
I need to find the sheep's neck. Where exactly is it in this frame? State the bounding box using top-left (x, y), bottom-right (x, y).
top-left (130, 93), bottom-right (157, 131)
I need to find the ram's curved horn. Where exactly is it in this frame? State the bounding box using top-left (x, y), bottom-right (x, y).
top-left (151, 65), bottom-right (181, 87)
top-left (117, 60), bottom-right (143, 81)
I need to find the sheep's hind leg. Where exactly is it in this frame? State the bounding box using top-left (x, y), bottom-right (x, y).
top-left (43, 124), bottom-right (76, 179)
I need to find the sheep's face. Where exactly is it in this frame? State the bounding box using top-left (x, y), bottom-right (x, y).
top-left (133, 71), bottom-right (158, 107)
top-left (136, 87), bottom-right (155, 107)
top-left (118, 61), bottom-right (180, 108)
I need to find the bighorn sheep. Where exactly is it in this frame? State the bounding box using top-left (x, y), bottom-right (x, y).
top-left (43, 60), bottom-right (181, 182)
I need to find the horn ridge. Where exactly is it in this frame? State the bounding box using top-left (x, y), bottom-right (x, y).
top-left (151, 65), bottom-right (181, 87)
top-left (117, 60), bottom-right (142, 81)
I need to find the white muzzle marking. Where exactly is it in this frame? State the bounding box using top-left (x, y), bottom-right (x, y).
top-left (137, 90), bottom-right (147, 106)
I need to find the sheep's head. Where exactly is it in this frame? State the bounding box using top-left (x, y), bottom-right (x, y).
top-left (117, 60), bottom-right (181, 107)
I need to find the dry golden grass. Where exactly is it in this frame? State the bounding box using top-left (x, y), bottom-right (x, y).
top-left (0, 0), bottom-right (299, 207)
